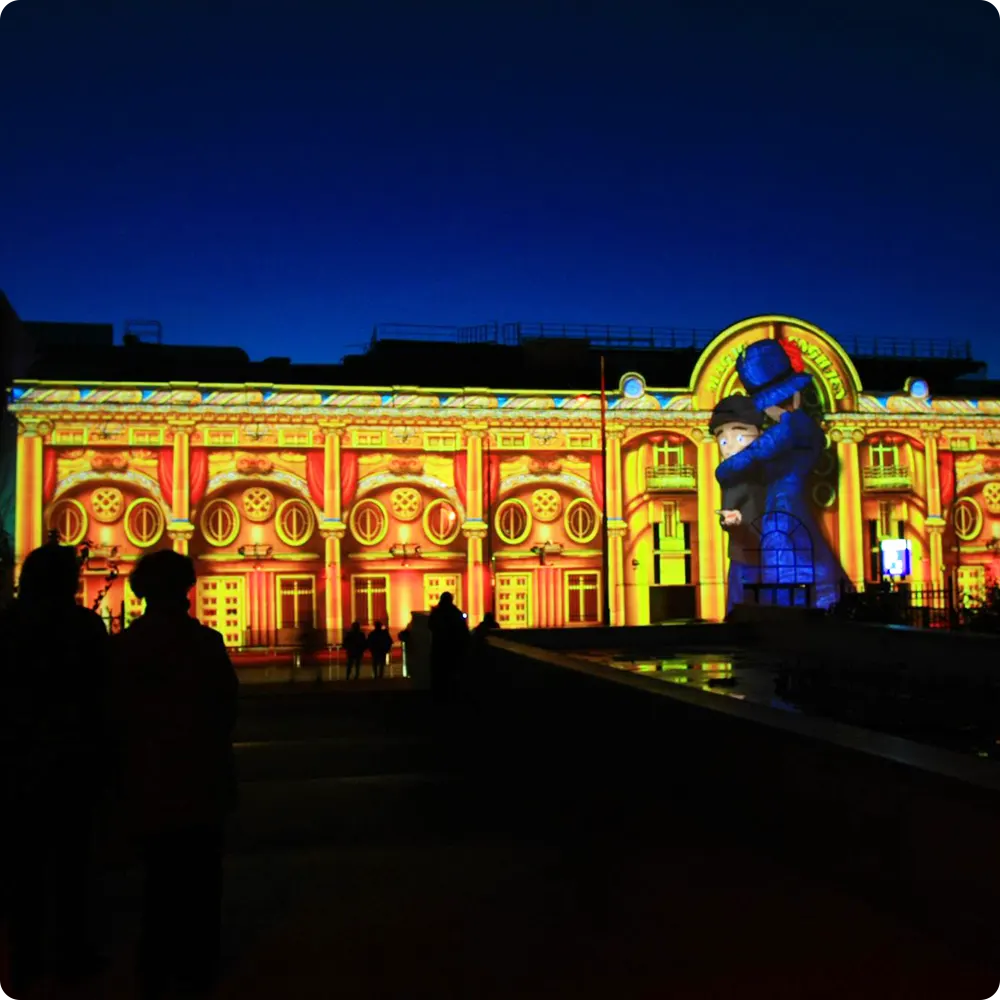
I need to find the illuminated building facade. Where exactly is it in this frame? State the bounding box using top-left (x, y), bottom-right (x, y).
top-left (8, 314), bottom-right (1000, 644)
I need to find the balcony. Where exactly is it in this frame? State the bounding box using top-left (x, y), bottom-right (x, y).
top-left (646, 464), bottom-right (697, 491)
top-left (862, 464), bottom-right (912, 492)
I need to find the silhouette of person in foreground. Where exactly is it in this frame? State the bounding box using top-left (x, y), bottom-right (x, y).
top-left (0, 543), bottom-right (109, 997)
top-left (108, 550), bottom-right (238, 998)
top-left (343, 621), bottom-right (367, 680)
top-left (428, 592), bottom-right (469, 700)
top-left (472, 611), bottom-right (500, 642)
top-left (367, 620), bottom-right (393, 679)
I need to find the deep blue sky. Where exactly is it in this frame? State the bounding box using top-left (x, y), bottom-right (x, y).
top-left (2, 0), bottom-right (998, 373)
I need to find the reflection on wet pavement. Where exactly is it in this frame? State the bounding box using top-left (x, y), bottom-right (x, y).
top-left (580, 650), bottom-right (998, 760)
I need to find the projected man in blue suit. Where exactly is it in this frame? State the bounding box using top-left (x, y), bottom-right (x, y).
top-left (714, 338), bottom-right (846, 610)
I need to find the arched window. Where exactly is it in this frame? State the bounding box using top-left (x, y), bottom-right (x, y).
top-left (350, 498), bottom-right (388, 546)
top-left (564, 498), bottom-right (599, 544)
top-left (48, 498), bottom-right (88, 546)
top-left (201, 498), bottom-right (241, 547)
top-left (495, 498), bottom-right (531, 545)
top-left (275, 498), bottom-right (315, 547)
top-left (424, 498), bottom-right (460, 545)
top-left (124, 498), bottom-right (165, 548)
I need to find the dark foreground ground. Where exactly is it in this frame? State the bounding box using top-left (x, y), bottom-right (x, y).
top-left (60, 680), bottom-right (1000, 999)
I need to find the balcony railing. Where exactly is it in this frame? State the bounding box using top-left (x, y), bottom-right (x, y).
top-left (646, 464), bottom-right (697, 491)
top-left (862, 464), bottom-right (912, 491)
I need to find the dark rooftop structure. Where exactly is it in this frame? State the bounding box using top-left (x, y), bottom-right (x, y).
top-left (14, 318), bottom-right (999, 398)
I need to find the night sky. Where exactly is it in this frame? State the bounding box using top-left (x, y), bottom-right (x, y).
top-left (2, 0), bottom-right (998, 374)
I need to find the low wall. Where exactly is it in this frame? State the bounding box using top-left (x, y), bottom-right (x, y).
top-left (476, 635), bottom-right (1000, 960)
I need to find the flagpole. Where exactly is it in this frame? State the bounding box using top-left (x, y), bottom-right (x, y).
top-left (599, 356), bottom-right (611, 627)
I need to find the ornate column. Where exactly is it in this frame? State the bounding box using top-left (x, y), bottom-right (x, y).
top-left (14, 419), bottom-right (45, 581)
top-left (168, 422), bottom-right (196, 554)
top-left (605, 426), bottom-right (626, 625)
top-left (694, 432), bottom-right (726, 621)
top-left (462, 427), bottom-right (486, 624)
top-left (320, 423), bottom-right (346, 643)
top-left (923, 429), bottom-right (945, 587)
top-left (832, 427), bottom-right (866, 592)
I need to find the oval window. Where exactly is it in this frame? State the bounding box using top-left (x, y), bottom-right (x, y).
top-left (201, 498), bottom-right (241, 547)
top-left (424, 498), bottom-right (460, 545)
top-left (275, 498), bottom-right (315, 547)
top-left (564, 498), bottom-right (599, 544)
top-left (48, 498), bottom-right (88, 546)
top-left (952, 497), bottom-right (983, 542)
top-left (495, 498), bottom-right (531, 545)
top-left (350, 498), bottom-right (388, 546)
top-left (124, 498), bottom-right (165, 548)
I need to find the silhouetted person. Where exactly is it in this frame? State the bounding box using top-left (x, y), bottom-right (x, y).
top-left (298, 621), bottom-right (324, 670)
top-left (0, 543), bottom-right (109, 997)
top-left (428, 592), bottom-right (469, 699)
top-left (107, 550), bottom-right (238, 998)
top-left (367, 620), bottom-right (393, 679)
top-left (344, 621), bottom-right (367, 680)
top-left (473, 611), bottom-right (500, 641)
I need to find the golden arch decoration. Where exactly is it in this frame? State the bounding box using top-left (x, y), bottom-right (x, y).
top-left (690, 315), bottom-right (863, 414)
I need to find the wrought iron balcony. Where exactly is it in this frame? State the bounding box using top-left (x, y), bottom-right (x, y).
top-left (862, 464), bottom-right (912, 491)
top-left (645, 464), bottom-right (697, 491)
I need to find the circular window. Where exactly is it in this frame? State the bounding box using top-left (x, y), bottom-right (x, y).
top-left (241, 487), bottom-right (275, 523)
top-left (201, 498), bottom-right (241, 547)
top-left (621, 374), bottom-right (645, 399)
top-left (124, 498), bottom-right (165, 548)
top-left (91, 486), bottom-right (125, 523)
top-left (812, 482), bottom-right (837, 508)
top-left (350, 498), bottom-right (388, 546)
top-left (48, 498), bottom-right (88, 546)
top-left (275, 498), bottom-right (315, 547)
top-left (953, 497), bottom-right (983, 542)
top-left (564, 498), bottom-right (600, 544)
top-left (495, 498), bottom-right (531, 545)
top-left (530, 488), bottom-right (562, 522)
top-left (424, 498), bottom-right (460, 545)
top-left (390, 487), bottom-right (423, 522)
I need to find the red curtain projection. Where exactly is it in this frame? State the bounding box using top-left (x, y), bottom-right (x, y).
top-left (453, 452), bottom-right (467, 509)
top-left (938, 449), bottom-right (955, 509)
top-left (157, 446), bottom-right (208, 511)
top-left (42, 449), bottom-right (58, 504)
top-left (306, 449), bottom-right (358, 512)
top-left (589, 454), bottom-right (605, 512)
top-left (453, 452), bottom-right (500, 513)
top-left (306, 451), bottom-right (325, 509)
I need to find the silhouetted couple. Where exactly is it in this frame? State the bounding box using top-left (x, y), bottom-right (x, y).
top-left (343, 620), bottom-right (393, 679)
top-left (1, 543), bottom-right (238, 999)
top-left (428, 592), bottom-right (469, 700)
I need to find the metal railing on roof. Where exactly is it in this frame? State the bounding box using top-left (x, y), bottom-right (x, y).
top-left (839, 336), bottom-right (972, 361)
top-left (369, 323), bottom-right (975, 361)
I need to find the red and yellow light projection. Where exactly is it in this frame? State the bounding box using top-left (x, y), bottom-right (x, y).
top-left (10, 315), bottom-right (1000, 643)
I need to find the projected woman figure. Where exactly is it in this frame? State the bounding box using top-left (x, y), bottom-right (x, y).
top-left (714, 338), bottom-right (846, 610)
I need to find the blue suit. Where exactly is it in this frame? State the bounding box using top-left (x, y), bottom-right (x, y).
top-left (715, 409), bottom-right (844, 610)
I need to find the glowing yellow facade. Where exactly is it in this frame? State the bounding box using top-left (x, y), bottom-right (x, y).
top-left (10, 316), bottom-right (1000, 642)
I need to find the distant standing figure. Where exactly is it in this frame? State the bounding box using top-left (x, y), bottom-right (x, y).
top-left (472, 611), bottom-right (500, 642)
top-left (0, 543), bottom-right (109, 997)
top-left (108, 550), bottom-right (238, 998)
top-left (343, 621), bottom-right (367, 680)
top-left (367, 620), bottom-right (393, 679)
top-left (428, 592), bottom-right (469, 699)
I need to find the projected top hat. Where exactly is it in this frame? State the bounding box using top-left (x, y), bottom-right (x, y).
top-left (737, 339), bottom-right (812, 410)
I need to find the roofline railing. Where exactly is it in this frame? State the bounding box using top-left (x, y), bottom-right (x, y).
top-left (369, 322), bottom-right (975, 362)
